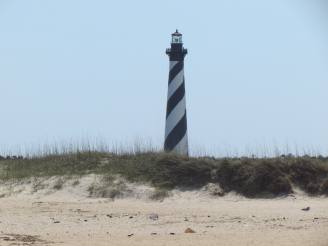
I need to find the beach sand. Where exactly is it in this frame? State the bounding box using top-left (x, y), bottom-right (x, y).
top-left (0, 178), bottom-right (327, 245)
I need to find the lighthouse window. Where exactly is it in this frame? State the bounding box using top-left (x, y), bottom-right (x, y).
top-left (172, 36), bottom-right (182, 43)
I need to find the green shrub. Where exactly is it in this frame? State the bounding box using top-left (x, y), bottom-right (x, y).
top-left (320, 178), bottom-right (328, 195)
top-left (215, 159), bottom-right (292, 197)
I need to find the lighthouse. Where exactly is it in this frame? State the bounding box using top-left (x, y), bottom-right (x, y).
top-left (164, 30), bottom-right (189, 156)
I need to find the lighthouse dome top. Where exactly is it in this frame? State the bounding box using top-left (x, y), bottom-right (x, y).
top-left (171, 29), bottom-right (183, 44)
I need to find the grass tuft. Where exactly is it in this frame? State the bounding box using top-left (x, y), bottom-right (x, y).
top-left (149, 189), bottom-right (170, 200)
top-left (53, 178), bottom-right (65, 190)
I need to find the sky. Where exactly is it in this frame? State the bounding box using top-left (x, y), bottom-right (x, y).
top-left (0, 0), bottom-right (327, 156)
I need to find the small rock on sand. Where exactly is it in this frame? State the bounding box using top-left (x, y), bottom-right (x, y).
top-left (301, 207), bottom-right (310, 211)
top-left (149, 213), bottom-right (159, 220)
top-left (185, 228), bottom-right (196, 233)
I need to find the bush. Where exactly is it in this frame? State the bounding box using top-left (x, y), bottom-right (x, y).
top-left (320, 178), bottom-right (328, 195)
top-left (149, 156), bottom-right (214, 188)
top-left (289, 158), bottom-right (328, 194)
top-left (215, 159), bottom-right (292, 197)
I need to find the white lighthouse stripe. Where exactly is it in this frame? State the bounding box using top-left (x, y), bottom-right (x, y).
top-left (172, 132), bottom-right (188, 156)
top-left (165, 96), bottom-right (186, 138)
top-left (167, 70), bottom-right (184, 99)
top-left (169, 61), bottom-right (178, 70)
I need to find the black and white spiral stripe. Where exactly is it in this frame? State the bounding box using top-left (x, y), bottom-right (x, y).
top-left (164, 60), bottom-right (188, 155)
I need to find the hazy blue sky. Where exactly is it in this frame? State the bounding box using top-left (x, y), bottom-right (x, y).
top-left (0, 0), bottom-right (327, 156)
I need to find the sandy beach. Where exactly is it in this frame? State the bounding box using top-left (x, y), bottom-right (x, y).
top-left (0, 179), bottom-right (327, 246)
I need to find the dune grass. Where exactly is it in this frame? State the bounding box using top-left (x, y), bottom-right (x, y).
top-left (0, 151), bottom-right (328, 198)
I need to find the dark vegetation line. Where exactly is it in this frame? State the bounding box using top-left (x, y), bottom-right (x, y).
top-left (0, 152), bottom-right (328, 198)
top-left (0, 155), bottom-right (24, 160)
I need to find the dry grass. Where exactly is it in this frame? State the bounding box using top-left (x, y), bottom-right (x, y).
top-left (149, 188), bottom-right (170, 200)
top-left (53, 178), bottom-right (65, 190)
top-left (87, 174), bottom-right (129, 199)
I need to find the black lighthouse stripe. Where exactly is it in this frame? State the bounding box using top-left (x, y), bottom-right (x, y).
top-left (164, 111), bottom-right (187, 151)
top-left (169, 61), bottom-right (183, 84)
top-left (166, 82), bottom-right (185, 118)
